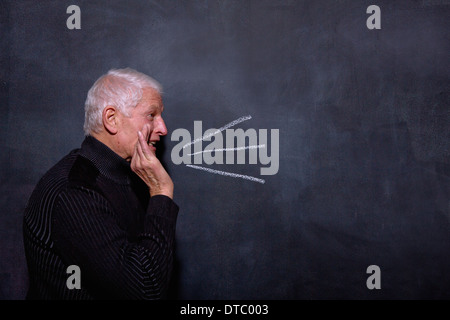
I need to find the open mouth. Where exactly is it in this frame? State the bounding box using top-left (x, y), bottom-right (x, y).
top-left (147, 136), bottom-right (157, 149)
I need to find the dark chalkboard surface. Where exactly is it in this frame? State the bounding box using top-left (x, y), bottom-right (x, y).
top-left (1, 0), bottom-right (449, 299)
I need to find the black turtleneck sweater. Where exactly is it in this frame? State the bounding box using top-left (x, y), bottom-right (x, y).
top-left (23, 136), bottom-right (179, 300)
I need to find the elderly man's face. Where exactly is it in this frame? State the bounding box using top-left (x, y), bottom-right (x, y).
top-left (117, 87), bottom-right (167, 161)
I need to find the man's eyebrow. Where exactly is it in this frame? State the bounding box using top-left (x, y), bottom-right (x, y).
top-left (143, 105), bottom-right (163, 114)
top-left (146, 104), bottom-right (159, 110)
top-left (151, 104), bottom-right (164, 111)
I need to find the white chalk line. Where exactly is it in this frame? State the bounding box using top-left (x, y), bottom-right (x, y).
top-left (186, 164), bottom-right (266, 184)
top-left (187, 144), bottom-right (266, 156)
top-left (182, 115), bottom-right (252, 150)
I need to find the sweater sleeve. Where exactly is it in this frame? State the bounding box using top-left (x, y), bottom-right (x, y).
top-left (52, 186), bottom-right (178, 300)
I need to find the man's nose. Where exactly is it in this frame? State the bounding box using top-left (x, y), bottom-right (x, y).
top-left (155, 117), bottom-right (168, 136)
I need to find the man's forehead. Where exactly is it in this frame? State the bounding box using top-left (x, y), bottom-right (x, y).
top-left (142, 86), bottom-right (161, 96)
top-left (136, 87), bottom-right (163, 112)
top-left (141, 87), bottom-right (163, 103)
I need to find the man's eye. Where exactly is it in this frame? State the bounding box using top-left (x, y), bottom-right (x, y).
top-left (147, 114), bottom-right (155, 120)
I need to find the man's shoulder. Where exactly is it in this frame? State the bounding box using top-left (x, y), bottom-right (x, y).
top-left (33, 149), bottom-right (100, 196)
top-left (67, 155), bottom-right (100, 189)
top-left (24, 149), bottom-right (103, 246)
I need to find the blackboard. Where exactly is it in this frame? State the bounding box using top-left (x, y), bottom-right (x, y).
top-left (1, 0), bottom-right (449, 300)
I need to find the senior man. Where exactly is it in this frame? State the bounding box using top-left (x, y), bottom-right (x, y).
top-left (23, 68), bottom-right (178, 299)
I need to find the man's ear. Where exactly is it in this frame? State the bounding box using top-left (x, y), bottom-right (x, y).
top-left (102, 106), bottom-right (119, 134)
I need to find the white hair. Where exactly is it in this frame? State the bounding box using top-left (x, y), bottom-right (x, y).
top-left (83, 68), bottom-right (162, 136)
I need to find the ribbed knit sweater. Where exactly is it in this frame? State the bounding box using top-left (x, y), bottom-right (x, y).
top-left (23, 136), bottom-right (179, 300)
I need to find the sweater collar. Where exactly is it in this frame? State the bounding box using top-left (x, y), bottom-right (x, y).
top-left (78, 135), bottom-right (132, 184)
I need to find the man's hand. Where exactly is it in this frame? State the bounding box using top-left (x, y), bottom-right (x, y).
top-left (130, 124), bottom-right (174, 199)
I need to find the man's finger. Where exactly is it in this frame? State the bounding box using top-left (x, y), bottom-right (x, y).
top-left (137, 131), bottom-right (150, 159)
top-left (138, 130), bottom-right (156, 160)
top-left (131, 140), bottom-right (141, 170)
